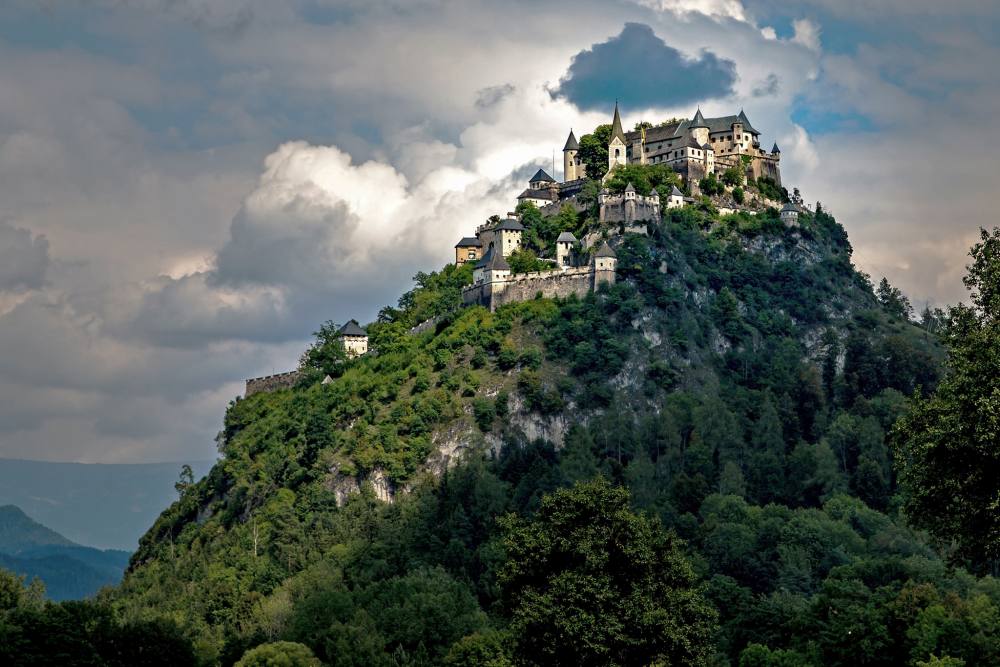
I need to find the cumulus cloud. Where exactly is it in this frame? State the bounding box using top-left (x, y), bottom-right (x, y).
top-left (0, 222), bottom-right (49, 291)
top-left (550, 23), bottom-right (737, 111)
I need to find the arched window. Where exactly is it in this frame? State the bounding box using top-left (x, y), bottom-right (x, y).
top-left (614, 148), bottom-right (620, 158)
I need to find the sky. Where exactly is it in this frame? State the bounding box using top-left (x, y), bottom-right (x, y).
top-left (0, 0), bottom-right (997, 464)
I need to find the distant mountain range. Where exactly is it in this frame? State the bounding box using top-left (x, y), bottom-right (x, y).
top-left (0, 505), bottom-right (131, 601)
top-left (0, 458), bottom-right (214, 550)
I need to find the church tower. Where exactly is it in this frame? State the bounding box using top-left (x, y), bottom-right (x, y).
top-left (607, 102), bottom-right (627, 176)
top-left (563, 129), bottom-right (581, 181)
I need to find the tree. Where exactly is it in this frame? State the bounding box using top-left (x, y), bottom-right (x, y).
top-left (299, 320), bottom-right (349, 377)
top-left (721, 166), bottom-right (744, 187)
top-left (235, 641), bottom-right (321, 667)
top-left (876, 278), bottom-right (913, 320)
top-left (498, 479), bottom-right (718, 666)
top-left (892, 227), bottom-right (1000, 571)
top-left (174, 464), bottom-right (194, 497)
top-left (578, 124), bottom-right (611, 176)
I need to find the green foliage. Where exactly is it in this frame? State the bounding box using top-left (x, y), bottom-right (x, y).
top-left (604, 162), bottom-right (680, 196)
top-left (506, 248), bottom-right (555, 274)
top-left (235, 641), bottom-right (320, 667)
top-left (722, 166), bottom-right (744, 187)
top-left (108, 198), bottom-right (989, 666)
top-left (733, 186), bottom-right (745, 204)
top-left (893, 227), bottom-right (1000, 571)
top-left (578, 124), bottom-right (611, 176)
top-left (499, 479), bottom-right (718, 666)
top-left (699, 172), bottom-right (725, 196)
top-left (299, 320), bottom-right (350, 378)
top-left (752, 176), bottom-right (788, 202)
top-left (877, 277), bottom-right (914, 320)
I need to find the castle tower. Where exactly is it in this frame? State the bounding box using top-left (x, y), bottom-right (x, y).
top-left (780, 202), bottom-right (799, 226)
top-left (732, 110), bottom-right (747, 154)
top-left (592, 241), bottom-right (617, 287)
top-left (667, 184), bottom-right (685, 209)
top-left (607, 102), bottom-right (627, 176)
top-left (624, 182), bottom-right (637, 223)
top-left (555, 231), bottom-right (577, 267)
top-left (771, 142), bottom-right (781, 158)
top-left (563, 129), bottom-right (581, 181)
top-left (338, 320), bottom-right (369, 357)
top-left (689, 107), bottom-right (709, 146)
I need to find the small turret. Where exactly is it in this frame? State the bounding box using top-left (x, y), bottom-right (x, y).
top-left (771, 142), bottom-right (780, 155)
top-left (667, 184), bottom-right (685, 209)
top-left (556, 231), bottom-right (577, 267)
top-left (689, 107), bottom-right (709, 145)
top-left (563, 129), bottom-right (581, 181)
top-left (780, 201), bottom-right (799, 226)
top-left (624, 182), bottom-right (636, 199)
top-left (592, 241), bottom-right (617, 286)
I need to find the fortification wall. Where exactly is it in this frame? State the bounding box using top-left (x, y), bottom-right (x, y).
top-left (245, 370), bottom-right (301, 397)
top-left (463, 267), bottom-right (602, 311)
top-left (599, 196), bottom-right (659, 224)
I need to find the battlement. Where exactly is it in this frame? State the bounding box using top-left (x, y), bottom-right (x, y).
top-left (462, 264), bottom-right (614, 311)
top-left (245, 370), bottom-right (301, 397)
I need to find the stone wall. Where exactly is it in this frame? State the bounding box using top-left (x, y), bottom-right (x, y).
top-left (599, 194), bottom-right (660, 224)
top-left (462, 266), bottom-right (609, 311)
top-left (245, 370), bottom-right (301, 397)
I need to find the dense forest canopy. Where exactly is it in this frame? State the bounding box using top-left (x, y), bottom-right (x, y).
top-left (1, 157), bottom-right (997, 666)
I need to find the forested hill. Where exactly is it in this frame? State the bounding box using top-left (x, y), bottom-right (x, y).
top-left (104, 199), bottom-right (1000, 667)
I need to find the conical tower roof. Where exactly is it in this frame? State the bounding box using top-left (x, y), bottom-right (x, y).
top-left (594, 241), bottom-right (617, 258)
top-left (624, 181), bottom-right (636, 193)
top-left (563, 129), bottom-right (579, 151)
top-left (690, 107), bottom-right (708, 129)
top-left (670, 184), bottom-right (683, 196)
top-left (487, 246), bottom-right (511, 271)
top-left (610, 102), bottom-right (626, 144)
top-left (771, 142), bottom-right (780, 153)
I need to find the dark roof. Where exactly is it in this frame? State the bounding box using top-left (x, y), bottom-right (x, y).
top-left (624, 121), bottom-right (682, 144)
top-left (474, 247), bottom-right (493, 269)
top-left (455, 236), bottom-right (482, 247)
top-left (689, 108), bottom-right (708, 129)
top-left (781, 202), bottom-right (799, 213)
top-left (624, 182), bottom-right (636, 193)
top-left (563, 130), bottom-right (579, 151)
top-left (610, 102), bottom-right (626, 144)
top-left (529, 168), bottom-right (555, 183)
top-left (701, 142), bottom-right (713, 150)
top-left (556, 231), bottom-right (578, 243)
top-left (495, 218), bottom-right (525, 231)
top-left (517, 187), bottom-right (557, 201)
top-left (771, 142), bottom-right (780, 153)
top-left (676, 112), bottom-right (760, 137)
top-left (670, 185), bottom-right (683, 196)
top-left (486, 247), bottom-right (510, 271)
top-left (338, 319), bottom-right (367, 337)
top-left (683, 136), bottom-right (704, 149)
top-left (594, 241), bottom-right (617, 258)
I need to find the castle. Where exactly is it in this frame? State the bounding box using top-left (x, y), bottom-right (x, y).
top-left (455, 214), bottom-right (617, 311)
top-left (518, 103), bottom-right (781, 219)
top-left (249, 103), bottom-right (789, 395)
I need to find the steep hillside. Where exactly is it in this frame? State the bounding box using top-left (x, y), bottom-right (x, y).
top-left (109, 201), bottom-right (984, 666)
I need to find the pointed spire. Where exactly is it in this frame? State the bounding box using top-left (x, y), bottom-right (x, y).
top-left (771, 142), bottom-right (780, 154)
top-left (670, 185), bottom-right (683, 197)
top-left (690, 107), bottom-right (708, 129)
top-left (738, 109), bottom-right (750, 124)
top-left (563, 129), bottom-right (579, 151)
top-left (610, 101), bottom-right (626, 144)
top-left (624, 181), bottom-right (636, 193)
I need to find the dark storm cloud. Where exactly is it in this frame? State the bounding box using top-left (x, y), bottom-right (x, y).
top-left (550, 23), bottom-right (737, 111)
top-left (0, 222), bottom-right (49, 291)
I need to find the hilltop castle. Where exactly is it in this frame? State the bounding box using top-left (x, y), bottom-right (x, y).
top-left (518, 103), bottom-right (781, 217)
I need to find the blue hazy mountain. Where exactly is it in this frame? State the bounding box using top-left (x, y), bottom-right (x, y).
top-left (0, 458), bottom-right (214, 550)
top-left (0, 505), bottom-right (132, 600)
